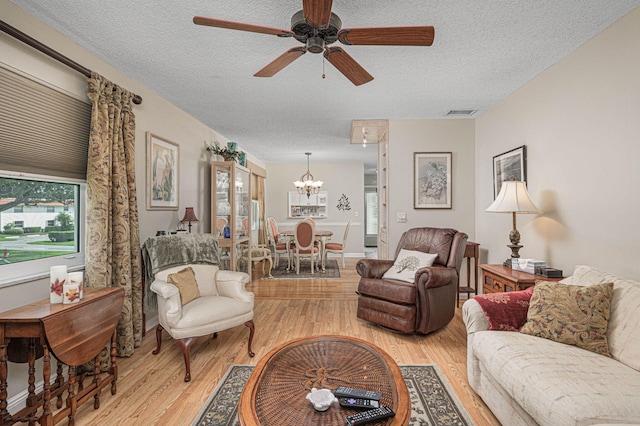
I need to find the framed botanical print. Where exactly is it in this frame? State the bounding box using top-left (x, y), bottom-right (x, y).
top-left (147, 132), bottom-right (179, 210)
top-left (493, 145), bottom-right (526, 198)
top-left (414, 152), bottom-right (452, 209)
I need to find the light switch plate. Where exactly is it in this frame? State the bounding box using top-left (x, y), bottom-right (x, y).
top-left (397, 212), bottom-right (407, 223)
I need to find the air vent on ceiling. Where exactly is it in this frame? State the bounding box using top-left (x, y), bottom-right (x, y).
top-left (446, 109), bottom-right (477, 116)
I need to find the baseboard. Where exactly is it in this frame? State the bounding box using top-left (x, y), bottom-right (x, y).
top-left (326, 252), bottom-right (365, 259)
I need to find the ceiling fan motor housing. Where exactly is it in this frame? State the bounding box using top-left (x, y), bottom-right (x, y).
top-left (291, 10), bottom-right (342, 50)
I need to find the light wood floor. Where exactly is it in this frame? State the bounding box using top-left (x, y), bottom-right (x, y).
top-left (74, 258), bottom-right (499, 425)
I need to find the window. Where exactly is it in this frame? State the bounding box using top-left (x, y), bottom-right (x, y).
top-left (0, 63), bottom-right (90, 287)
top-left (0, 174), bottom-right (85, 286)
top-left (47, 206), bottom-right (55, 213)
top-left (14, 206), bottom-right (23, 213)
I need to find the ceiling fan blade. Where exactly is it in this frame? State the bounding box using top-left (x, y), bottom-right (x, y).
top-left (254, 47), bottom-right (307, 77)
top-left (303, 0), bottom-right (333, 27)
top-left (338, 26), bottom-right (435, 46)
top-left (193, 16), bottom-right (293, 37)
top-left (323, 47), bottom-right (373, 86)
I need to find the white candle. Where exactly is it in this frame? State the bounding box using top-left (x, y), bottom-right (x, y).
top-left (63, 281), bottom-right (81, 304)
top-left (49, 265), bottom-right (67, 304)
top-left (67, 271), bottom-right (84, 299)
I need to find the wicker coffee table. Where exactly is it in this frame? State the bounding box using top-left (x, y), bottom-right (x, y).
top-left (238, 335), bottom-right (410, 425)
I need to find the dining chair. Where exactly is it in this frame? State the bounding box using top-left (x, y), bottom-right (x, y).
top-left (265, 216), bottom-right (290, 269)
top-left (323, 219), bottom-right (351, 267)
top-left (292, 219), bottom-right (320, 274)
top-left (216, 216), bottom-right (227, 236)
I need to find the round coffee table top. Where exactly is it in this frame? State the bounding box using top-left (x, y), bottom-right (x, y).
top-left (238, 335), bottom-right (410, 425)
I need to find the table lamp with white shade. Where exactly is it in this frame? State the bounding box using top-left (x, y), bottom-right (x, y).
top-left (485, 181), bottom-right (539, 267)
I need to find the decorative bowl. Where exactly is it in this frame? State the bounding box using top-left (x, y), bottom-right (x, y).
top-left (305, 388), bottom-right (337, 412)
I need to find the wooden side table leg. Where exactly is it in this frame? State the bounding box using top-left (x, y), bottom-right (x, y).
top-left (55, 359), bottom-right (64, 409)
top-left (40, 343), bottom-right (52, 426)
top-left (92, 354), bottom-right (101, 409)
top-left (27, 339), bottom-right (37, 408)
top-left (66, 366), bottom-right (76, 426)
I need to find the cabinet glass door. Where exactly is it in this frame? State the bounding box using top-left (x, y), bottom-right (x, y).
top-left (234, 168), bottom-right (250, 240)
top-left (215, 164), bottom-right (232, 269)
top-left (211, 161), bottom-right (251, 277)
top-left (215, 165), bottom-right (232, 236)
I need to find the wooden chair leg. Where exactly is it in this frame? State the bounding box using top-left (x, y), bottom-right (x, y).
top-left (177, 337), bottom-right (196, 382)
top-left (245, 320), bottom-right (255, 357)
top-left (152, 324), bottom-right (164, 355)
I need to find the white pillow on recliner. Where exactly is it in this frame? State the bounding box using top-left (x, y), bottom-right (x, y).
top-left (382, 249), bottom-right (438, 283)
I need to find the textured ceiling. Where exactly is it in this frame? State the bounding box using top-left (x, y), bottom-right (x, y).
top-left (10, 1), bottom-right (640, 172)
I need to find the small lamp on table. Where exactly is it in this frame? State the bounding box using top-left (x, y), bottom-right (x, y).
top-left (485, 181), bottom-right (539, 267)
top-left (180, 207), bottom-right (199, 233)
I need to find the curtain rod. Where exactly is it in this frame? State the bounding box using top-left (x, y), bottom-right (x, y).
top-left (0, 19), bottom-right (143, 105)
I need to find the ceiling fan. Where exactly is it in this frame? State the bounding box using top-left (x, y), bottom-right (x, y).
top-left (193, 0), bottom-right (434, 86)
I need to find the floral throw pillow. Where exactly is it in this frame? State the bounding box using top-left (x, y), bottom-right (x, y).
top-left (473, 286), bottom-right (534, 331)
top-left (520, 281), bottom-right (614, 356)
top-left (382, 249), bottom-right (438, 283)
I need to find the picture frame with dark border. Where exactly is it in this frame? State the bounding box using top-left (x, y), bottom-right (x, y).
top-left (414, 152), bottom-right (452, 209)
top-left (146, 132), bottom-right (179, 210)
top-left (493, 145), bottom-right (526, 198)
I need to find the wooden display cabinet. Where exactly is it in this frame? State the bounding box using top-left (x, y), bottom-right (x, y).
top-left (211, 161), bottom-right (251, 278)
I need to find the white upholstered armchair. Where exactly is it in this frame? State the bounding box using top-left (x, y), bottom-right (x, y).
top-left (150, 264), bottom-right (254, 382)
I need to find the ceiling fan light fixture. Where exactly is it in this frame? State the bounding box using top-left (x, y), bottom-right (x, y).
top-left (306, 36), bottom-right (325, 53)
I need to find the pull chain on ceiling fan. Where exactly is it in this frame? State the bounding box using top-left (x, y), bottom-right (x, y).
top-left (193, 0), bottom-right (434, 86)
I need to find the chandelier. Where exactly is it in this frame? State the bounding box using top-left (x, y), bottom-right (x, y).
top-left (293, 152), bottom-right (323, 198)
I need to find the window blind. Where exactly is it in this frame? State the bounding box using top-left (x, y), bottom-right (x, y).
top-left (0, 66), bottom-right (90, 180)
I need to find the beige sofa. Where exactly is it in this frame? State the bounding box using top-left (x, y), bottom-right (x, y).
top-left (462, 265), bottom-right (640, 425)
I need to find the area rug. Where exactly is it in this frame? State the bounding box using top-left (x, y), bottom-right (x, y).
top-left (191, 364), bottom-right (474, 425)
top-left (267, 259), bottom-right (341, 279)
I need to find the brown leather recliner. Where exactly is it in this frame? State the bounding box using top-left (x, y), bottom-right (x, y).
top-left (356, 227), bottom-right (468, 334)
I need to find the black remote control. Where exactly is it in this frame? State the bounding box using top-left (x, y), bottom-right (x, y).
top-left (339, 397), bottom-right (380, 409)
top-left (334, 386), bottom-right (382, 401)
top-left (345, 406), bottom-right (395, 425)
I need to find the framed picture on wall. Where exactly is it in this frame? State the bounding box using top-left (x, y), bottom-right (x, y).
top-left (493, 145), bottom-right (526, 198)
top-left (146, 132), bottom-right (179, 210)
top-left (414, 152), bottom-right (452, 209)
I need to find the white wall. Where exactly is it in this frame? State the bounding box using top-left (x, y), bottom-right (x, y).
top-left (475, 7), bottom-right (640, 279)
top-left (265, 161), bottom-right (365, 257)
top-left (386, 119), bottom-right (476, 253)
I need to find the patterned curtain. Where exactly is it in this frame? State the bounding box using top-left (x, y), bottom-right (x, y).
top-left (86, 72), bottom-right (143, 357)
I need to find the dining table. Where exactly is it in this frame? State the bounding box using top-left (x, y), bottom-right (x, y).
top-left (278, 229), bottom-right (333, 272)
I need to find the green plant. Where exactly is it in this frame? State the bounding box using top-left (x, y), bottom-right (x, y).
top-left (48, 231), bottom-right (74, 242)
top-left (23, 226), bottom-right (43, 233)
top-left (4, 227), bottom-right (24, 235)
top-left (56, 212), bottom-right (74, 231)
top-left (204, 140), bottom-right (241, 162)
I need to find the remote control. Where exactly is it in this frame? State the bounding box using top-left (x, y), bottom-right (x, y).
top-left (345, 406), bottom-right (395, 425)
top-left (334, 386), bottom-right (382, 401)
top-left (339, 397), bottom-right (380, 409)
